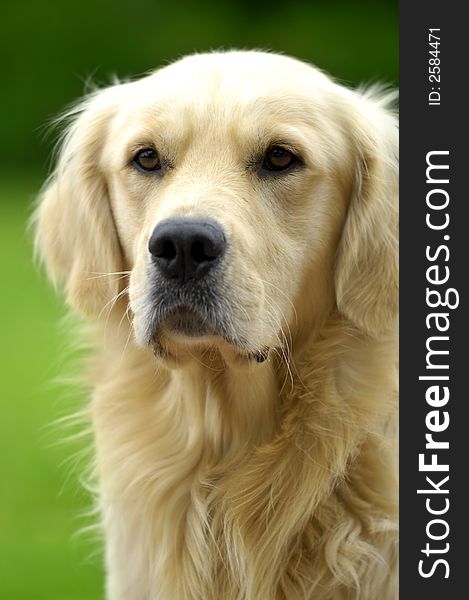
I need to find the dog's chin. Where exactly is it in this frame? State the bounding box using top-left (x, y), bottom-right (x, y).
top-left (163, 307), bottom-right (216, 338)
top-left (147, 307), bottom-right (270, 369)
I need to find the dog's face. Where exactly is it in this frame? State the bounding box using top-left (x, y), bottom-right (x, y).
top-left (36, 52), bottom-right (398, 365)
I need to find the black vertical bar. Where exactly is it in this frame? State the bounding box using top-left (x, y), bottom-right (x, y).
top-left (400, 2), bottom-right (467, 597)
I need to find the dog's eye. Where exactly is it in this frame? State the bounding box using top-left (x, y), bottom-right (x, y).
top-left (262, 146), bottom-right (298, 172)
top-left (133, 148), bottom-right (161, 172)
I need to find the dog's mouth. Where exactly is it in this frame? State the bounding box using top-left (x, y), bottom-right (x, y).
top-left (148, 304), bottom-right (269, 365)
top-left (134, 270), bottom-right (271, 365)
top-left (162, 306), bottom-right (216, 338)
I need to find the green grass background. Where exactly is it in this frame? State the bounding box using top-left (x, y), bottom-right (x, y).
top-left (0, 178), bottom-right (104, 599)
top-left (0, 1), bottom-right (397, 597)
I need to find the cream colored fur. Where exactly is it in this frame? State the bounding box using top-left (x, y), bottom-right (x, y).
top-left (35, 51), bottom-right (398, 599)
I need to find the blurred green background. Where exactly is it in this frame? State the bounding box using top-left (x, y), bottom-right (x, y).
top-left (0, 1), bottom-right (397, 598)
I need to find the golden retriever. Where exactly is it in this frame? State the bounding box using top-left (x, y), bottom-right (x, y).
top-left (35, 51), bottom-right (398, 599)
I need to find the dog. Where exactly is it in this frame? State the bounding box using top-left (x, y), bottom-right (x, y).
top-left (35, 51), bottom-right (398, 599)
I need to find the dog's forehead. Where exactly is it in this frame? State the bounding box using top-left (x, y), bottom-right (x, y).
top-left (117, 52), bottom-right (334, 126)
top-left (152, 52), bottom-right (327, 94)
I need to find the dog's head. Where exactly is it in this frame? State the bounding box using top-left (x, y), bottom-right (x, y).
top-left (35, 51), bottom-right (398, 366)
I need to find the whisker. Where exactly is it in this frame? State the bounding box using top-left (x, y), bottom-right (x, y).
top-left (85, 270), bottom-right (131, 280)
top-left (100, 286), bottom-right (130, 337)
top-left (256, 278), bottom-right (299, 329)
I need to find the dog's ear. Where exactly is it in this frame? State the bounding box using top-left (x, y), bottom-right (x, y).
top-left (34, 88), bottom-right (124, 317)
top-left (334, 90), bottom-right (398, 337)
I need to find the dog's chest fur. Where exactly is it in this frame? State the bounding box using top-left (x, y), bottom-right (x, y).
top-left (90, 323), bottom-right (397, 600)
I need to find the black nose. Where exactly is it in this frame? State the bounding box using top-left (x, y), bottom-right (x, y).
top-left (148, 218), bottom-right (226, 282)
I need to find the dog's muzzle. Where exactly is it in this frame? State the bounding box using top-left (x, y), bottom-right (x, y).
top-left (144, 217), bottom-right (269, 363)
top-left (145, 216), bottom-right (229, 341)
